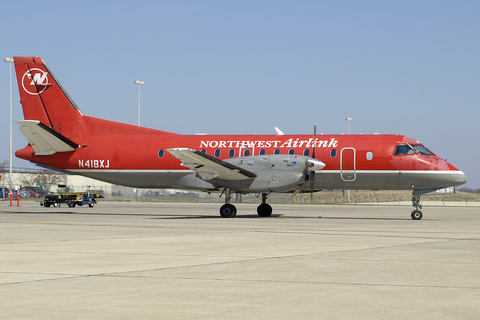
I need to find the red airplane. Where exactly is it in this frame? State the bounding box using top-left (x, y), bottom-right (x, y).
top-left (12, 56), bottom-right (467, 219)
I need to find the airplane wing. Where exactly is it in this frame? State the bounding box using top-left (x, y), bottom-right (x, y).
top-left (17, 120), bottom-right (80, 155)
top-left (166, 148), bottom-right (257, 181)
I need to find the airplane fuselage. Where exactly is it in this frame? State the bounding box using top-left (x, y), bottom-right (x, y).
top-left (16, 128), bottom-right (466, 192)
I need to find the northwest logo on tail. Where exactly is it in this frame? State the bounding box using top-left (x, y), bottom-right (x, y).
top-left (22, 69), bottom-right (49, 95)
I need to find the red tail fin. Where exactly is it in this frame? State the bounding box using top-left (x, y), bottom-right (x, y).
top-left (13, 56), bottom-right (177, 139)
top-left (13, 56), bottom-right (83, 138)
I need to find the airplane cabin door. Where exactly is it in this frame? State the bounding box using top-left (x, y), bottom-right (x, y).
top-left (340, 147), bottom-right (356, 181)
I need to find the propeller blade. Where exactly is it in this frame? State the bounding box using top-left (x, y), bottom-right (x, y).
top-left (311, 123), bottom-right (316, 203)
top-left (310, 171), bottom-right (315, 203)
top-left (312, 123), bottom-right (316, 159)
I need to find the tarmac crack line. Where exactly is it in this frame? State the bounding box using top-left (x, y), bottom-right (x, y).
top-left (102, 274), bottom-right (480, 290)
top-left (54, 236), bottom-right (477, 280)
top-left (3, 271), bottom-right (478, 291)
top-left (1, 220), bottom-right (479, 241)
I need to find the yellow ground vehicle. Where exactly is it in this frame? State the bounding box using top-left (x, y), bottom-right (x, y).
top-left (41, 191), bottom-right (104, 208)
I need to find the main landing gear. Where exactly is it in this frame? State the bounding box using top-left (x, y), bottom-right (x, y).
top-left (411, 195), bottom-right (423, 220)
top-left (257, 193), bottom-right (272, 217)
top-left (219, 188), bottom-right (236, 218)
top-left (219, 189), bottom-right (272, 218)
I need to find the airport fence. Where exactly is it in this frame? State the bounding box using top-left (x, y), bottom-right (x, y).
top-left (7, 183), bottom-right (478, 207)
top-left (69, 186), bottom-right (480, 206)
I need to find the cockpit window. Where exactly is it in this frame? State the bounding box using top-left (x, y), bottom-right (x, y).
top-left (394, 144), bottom-right (417, 155)
top-left (412, 144), bottom-right (435, 155)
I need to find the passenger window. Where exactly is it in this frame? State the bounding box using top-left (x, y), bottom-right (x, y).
top-left (158, 149), bottom-right (164, 158)
top-left (201, 149), bottom-right (207, 154)
top-left (244, 149), bottom-right (250, 157)
top-left (214, 149), bottom-right (221, 158)
top-left (274, 149), bottom-right (280, 155)
top-left (303, 149), bottom-right (310, 156)
top-left (259, 149), bottom-right (266, 155)
top-left (366, 151), bottom-right (373, 160)
top-left (330, 149), bottom-right (337, 158)
top-left (394, 144), bottom-right (416, 155)
top-left (288, 149), bottom-right (295, 155)
top-left (228, 149), bottom-right (235, 157)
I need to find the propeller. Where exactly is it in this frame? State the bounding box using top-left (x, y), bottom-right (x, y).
top-left (310, 123), bottom-right (316, 203)
top-left (307, 123), bottom-right (326, 203)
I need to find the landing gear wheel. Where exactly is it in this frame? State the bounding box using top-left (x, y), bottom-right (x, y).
top-left (220, 204), bottom-right (237, 218)
top-left (411, 210), bottom-right (423, 220)
top-left (257, 203), bottom-right (272, 217)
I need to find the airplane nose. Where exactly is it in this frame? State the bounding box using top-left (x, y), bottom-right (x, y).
top-left (454, 171), bottom-right (468, 186)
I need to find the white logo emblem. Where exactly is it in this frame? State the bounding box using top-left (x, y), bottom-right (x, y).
top-left (22, 69), bottom-right (49, 95)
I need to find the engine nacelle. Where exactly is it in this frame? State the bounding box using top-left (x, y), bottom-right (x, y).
top-left (213, 154), bottom-right (325, 193)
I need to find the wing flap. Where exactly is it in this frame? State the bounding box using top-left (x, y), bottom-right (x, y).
top-left (17, 120), bottom-right (79, 155)
top-left (166, 148), bottom-right (256, 181)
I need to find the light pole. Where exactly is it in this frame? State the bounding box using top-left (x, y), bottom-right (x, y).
top-left (134, 80), bottom-right (144, 126)
top-left (345, 117), bottom-right (352, 202)
top-left (4, 57), bottom-right (13, 188)
top-left (345, 117), bottom-right (352, 134)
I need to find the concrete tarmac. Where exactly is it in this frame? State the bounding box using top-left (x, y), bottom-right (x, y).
top-left (1, 201), bottom-right (479, 319)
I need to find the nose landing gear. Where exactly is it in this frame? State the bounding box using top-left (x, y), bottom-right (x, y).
top-left (411, 195), bottom-right (423, 220)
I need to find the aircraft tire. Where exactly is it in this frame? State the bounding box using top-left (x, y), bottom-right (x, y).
top-left (411, 210), bottom-right (423, 220)
top-left (220, 204), bottom-right (236, 218)
top-left (257, 203), bottom-right (273, 217)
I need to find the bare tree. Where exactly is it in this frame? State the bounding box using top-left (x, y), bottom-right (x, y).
top-left (19, 169), bottom-right (66, 193)
top-left (458, 187), bottom-right (480, 194)
top-left (18, 173), bottom-right (39, 189)
top-left (0, 160), bottom-right (7, 174)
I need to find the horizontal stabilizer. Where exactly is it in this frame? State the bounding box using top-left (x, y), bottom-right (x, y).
top-left (17, 120), bottom-right (79, 155)
top-left (167, 148), bottom-right (257, 181)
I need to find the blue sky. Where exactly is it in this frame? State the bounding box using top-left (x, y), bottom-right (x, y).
top-left (1, 0), bottom-right (479, 188)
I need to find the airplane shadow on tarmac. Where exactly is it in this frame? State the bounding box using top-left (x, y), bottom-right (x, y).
top-left (319, 216), bottom-right (412, 221)
top-left (2, 209), bottom-right (412, 221)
